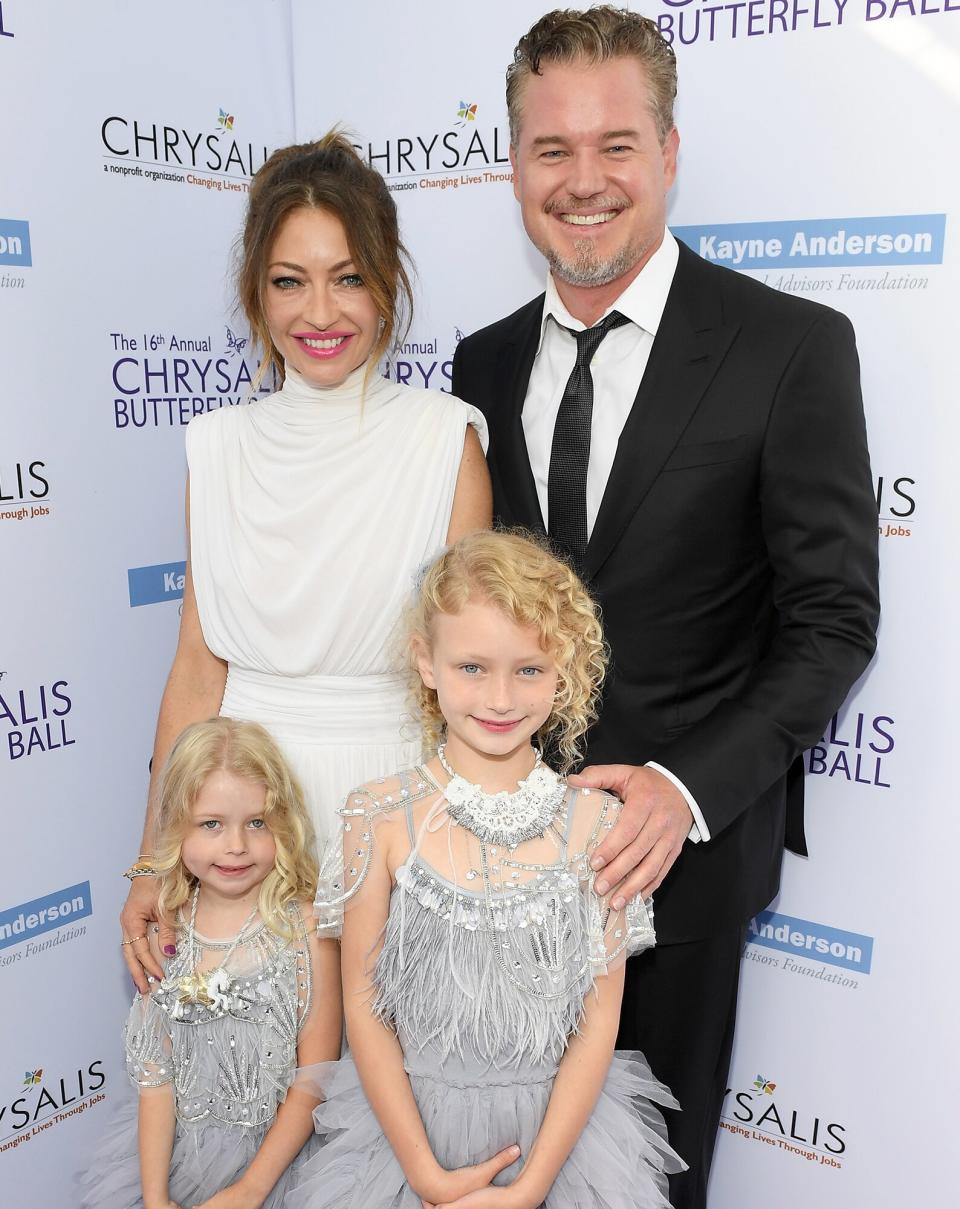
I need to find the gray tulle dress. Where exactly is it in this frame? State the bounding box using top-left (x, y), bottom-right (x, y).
top-left (77, 903), bottom-right (319, 1208)
top-left (288, 764), bottom-right (684, 1209)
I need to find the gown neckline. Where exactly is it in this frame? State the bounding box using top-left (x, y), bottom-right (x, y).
top-left (260, 361), bottom-right (395, 428)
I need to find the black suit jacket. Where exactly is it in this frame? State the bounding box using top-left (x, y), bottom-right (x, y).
top-left (452, 240), bottom-right (880, 943)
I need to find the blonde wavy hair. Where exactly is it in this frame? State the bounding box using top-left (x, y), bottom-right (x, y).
top-left (406, 531), bottom-right (607, 773)
top-left (153, 718), bottom-right (318, 938)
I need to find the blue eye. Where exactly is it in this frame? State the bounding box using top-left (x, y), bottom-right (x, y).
top-left (199, 820), bottom-right (221, 831)
top-left (337, 273), bottom-right (364, 288)
top-left (270, 275), bottom-right (301, 290)
top-left (519, 667), bottom-right (542, 677)
top-left (248, 818), bottom-right (267, 830)
top-left (460, 664), bottom-right (481, 675)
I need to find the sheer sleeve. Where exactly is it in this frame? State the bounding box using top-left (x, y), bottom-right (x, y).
top-left (315, 773), bottom-right (420, 937)
top-left (123, 987), bottom-right (174, 1089)
top-left (571, 789), bottom-right (657, 976)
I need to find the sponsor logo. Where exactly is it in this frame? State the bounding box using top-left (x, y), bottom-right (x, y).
top-left (0, 1059), bottom-right (106, 1153)
top-left (876, 473), bottom-right (916, 538)
top-left (806, 708), bottom-right (894, 788)
top-left (100, 110), bottom-right (269, 193)
top-left (0, 458), bottom-right (50, 523)
top-left (128, 560), bottom-right (186, 607)
top-left (656, 0), bottom-right (955, 47)
top-left (0, 218), bottom-right (31, 267)
top-left (863, 0), bottom-right (959, 22)
top-left (0, 883), bottom-right (92, 953)
top-left (225, 325), bottom-right (248, 359)
top-left (0, 679), bottom-right (76, 761)
top-left (746, 910), bottom-right (873, 977)
top-left (109, 327), bottom-right (277, 429)
top-left (657, 0), bottom-right (851, 45)
top-left (359, 104), bottom-right (514, 195)
top-left (0, 1), bottom-right (15, 39)
top-left (721, 1074), bottom-right (847, 1168)
top-left (676, 214), bottom-right (944, 270)
top-left (382, 327), bottom-right (461, 392)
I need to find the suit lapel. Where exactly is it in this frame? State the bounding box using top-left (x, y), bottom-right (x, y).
top-left (488, 297), bottom-right (545, 532)
top-left (584, 246), bottom-right (740, 579)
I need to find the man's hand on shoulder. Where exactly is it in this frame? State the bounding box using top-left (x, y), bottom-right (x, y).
top-left (570, 764), bottom-right (694, 907)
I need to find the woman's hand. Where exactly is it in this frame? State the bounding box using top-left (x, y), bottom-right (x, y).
top-left (418, 1146), bottom-right (521, 1207)
top-left (191, 1182), bottom-right (263, 1209)
top-left (120, 876), bottom-right (174, 993)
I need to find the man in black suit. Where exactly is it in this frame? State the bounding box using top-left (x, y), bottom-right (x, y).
top-left (451, 9), bottom-right (880, 1207)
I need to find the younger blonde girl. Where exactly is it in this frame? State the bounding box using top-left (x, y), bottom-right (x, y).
top-left (81, 717), bottom-right (341, 1209)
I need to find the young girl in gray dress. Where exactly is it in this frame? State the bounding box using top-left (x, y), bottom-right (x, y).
top-left (79, 718), bottom-right (341, 1209)
top-left (292, 532), bottom-right (683, 1209)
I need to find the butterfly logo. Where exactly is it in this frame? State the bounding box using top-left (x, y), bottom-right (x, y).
top-left (225, 326), bottom-right (248, 358)
top-left (456, 101), bottom-right (478, 127)
top-left (753, 1076), bottom-right (776, 1095)
top-left (217, 108), bottom-right (235, 131)
top-left (23, 1069), bottom-right (43, 1086)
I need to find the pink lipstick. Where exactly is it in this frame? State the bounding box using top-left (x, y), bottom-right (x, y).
top-left (293, 331), bottom-right (354, 359)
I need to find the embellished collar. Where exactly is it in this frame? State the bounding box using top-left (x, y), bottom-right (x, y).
top-left (435, 745), bottom-right (567, 847)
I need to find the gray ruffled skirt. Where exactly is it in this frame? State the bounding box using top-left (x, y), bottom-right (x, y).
top-left (287, 1048), bottom-right (682, 1208)
top-left (76, 1089), bottom-right (320, 1208)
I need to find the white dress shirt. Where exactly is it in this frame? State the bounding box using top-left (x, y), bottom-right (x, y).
top-left (521, 229), bottom-right (710, 843)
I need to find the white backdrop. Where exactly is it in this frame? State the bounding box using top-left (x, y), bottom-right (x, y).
top-left (2, 2), bottom-right (957, 1206)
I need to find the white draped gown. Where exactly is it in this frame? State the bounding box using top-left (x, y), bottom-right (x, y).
top-left (186, 363), bottom-right (487, 856)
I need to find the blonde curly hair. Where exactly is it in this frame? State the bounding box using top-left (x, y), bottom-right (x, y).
top-left (406, 531), bottom-right (607, 773)
top-left (153, 718), bottom-right (318, 938)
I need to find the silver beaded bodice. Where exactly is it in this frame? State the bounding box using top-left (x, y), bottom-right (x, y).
top-left (125, 904), bottom-right (311, 1130)
top-left (316, 767), bottom-right (654, 1066)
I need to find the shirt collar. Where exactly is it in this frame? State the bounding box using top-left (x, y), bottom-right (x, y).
top-left (537, 228), bottom-right (679, 353)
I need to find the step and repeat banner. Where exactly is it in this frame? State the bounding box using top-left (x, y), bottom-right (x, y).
top-left (2, 2), bottom-right (957, 1206)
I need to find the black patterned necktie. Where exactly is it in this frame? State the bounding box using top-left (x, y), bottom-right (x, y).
top-left (547, 310), bottom-right (630, 566)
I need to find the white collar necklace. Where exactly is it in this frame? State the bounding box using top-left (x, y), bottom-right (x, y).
top-left (436, 744), bottom-right (566, 847)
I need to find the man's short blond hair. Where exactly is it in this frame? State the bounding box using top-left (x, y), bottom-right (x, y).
top-left (507, 6), bottom-right (678, 145)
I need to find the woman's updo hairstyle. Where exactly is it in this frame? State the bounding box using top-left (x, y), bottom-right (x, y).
top-left (237, 130), bottom-right (413, 387)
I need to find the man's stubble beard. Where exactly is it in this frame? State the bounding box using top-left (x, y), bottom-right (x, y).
top-left (543, 231), bottom-right (652, 290)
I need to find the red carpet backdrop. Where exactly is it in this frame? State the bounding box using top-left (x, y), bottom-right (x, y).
top-left (1, 2), bottom-right (957, 1205)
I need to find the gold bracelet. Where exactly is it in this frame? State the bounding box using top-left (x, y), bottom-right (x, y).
top-left (123, 860), bottom-right (158, 880)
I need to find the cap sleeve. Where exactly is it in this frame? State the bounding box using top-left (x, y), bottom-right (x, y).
top-left (315, 773), bottom-right (419, 937)
top-left (462, 400), bottom-right (489, 453)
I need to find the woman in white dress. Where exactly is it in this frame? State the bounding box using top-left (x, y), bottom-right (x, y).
top-left (120, 134), bottom-right (491, 990)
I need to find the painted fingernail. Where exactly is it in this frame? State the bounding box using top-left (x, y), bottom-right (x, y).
top-left (595, 878), bottom-right (609, 894)
top-left (163, 944), bottom-right (176, 956)
top-left (590, 855), bottom-right (604, 870)
top-left (612, 896), bottom-right (625, 910)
